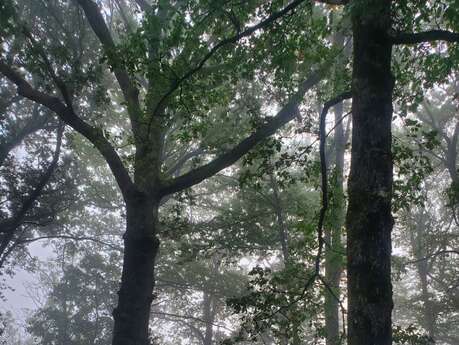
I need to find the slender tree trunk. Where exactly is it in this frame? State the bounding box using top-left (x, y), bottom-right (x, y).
top-left (409, 212), bottom-right (436, 339)
top-left (269, 173), bottom-right (290, 263)
top-left (346, 2), bottom-right (394, 345)
top-left (324, 101), bottom-right (345, 345)
top-left (203, 291), bottom-right (216, 345)
top-left (112, 193), bottom-right (160, 345)
top-left (417, 258), bottom-right (436, 338)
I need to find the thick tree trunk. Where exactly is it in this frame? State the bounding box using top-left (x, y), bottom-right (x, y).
top-left (324, 101), bottom-right (345, 345)
top-left (346, 2), bottom-right (394, 345)
top-left (112, 193), bottom-right (160, 345)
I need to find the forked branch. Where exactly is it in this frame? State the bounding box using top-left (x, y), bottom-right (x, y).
top-left (159, 69), bottom-right (325, 197)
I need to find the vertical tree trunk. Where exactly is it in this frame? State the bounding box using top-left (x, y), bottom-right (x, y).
top-left (269, 173), bottom-right (290, 263)
top-left (112, 193), bottom-right (160, 345)
top-left (324, 101), bottom-right (346, 345)
top-left (203, 291), bottom-right (216, 345)
top-left (409, 211), bottom-right (436, 339)
top-left (346, 1), bottom-right (394, 345)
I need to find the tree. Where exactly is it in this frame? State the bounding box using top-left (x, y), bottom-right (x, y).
top-left (0, 1), bottom-right (329, 343)
top-left (341, 1), bottom-right (459, 344)
top-left (27, 251), bottom-right (120, 345)
top-left (0, 77), bottom-right (80, 275)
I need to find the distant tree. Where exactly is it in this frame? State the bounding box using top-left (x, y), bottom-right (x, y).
top-left (27, 251), bottom-right (121, 345)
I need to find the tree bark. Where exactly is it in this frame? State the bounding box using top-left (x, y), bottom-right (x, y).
top-left (346, 1), bottom-right (394, 345)
top-left (112, 193), bottom-right (160, 345)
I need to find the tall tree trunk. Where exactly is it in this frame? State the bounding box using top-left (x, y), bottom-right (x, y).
top-left (112, 193), bottom-right (160, 345)
top-left (324, 100), bottom-right (346, 345)
top-left (346, 1), bottom-right (394, 345)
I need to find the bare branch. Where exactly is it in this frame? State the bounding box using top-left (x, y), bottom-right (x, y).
top-left (151, 311), bottom-right (233, 331)
top-left (165, 148), bottom-right (205, 177)
top-left (404, 250), bottom-right (459, 265)
top-left (134, 0), bottom-right (152, 12)
top-left (17, 234), bottom-right (123, 252)
top-left (391, 30), bottom-right (459, 45)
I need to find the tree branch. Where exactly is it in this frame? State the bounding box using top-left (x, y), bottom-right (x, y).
top-left (75, 0), bottom-right (142, 132)
top-left (252, 91), bottom-right (351, 328)
top-left (153, 0), bottom-right (309, 116)
top-left (0, 104), bottom-right (50, 167)
top-left (0, 61), bottom-right (135, 197)
top-left (0, 123), bottom-right (64, 236)
top-left (391, 30), bottom-right (459, 45)
top-left (404, 250), bottom-right (459, 265)
top-left (17, 234), bottom-right (123, 252)
top-left (314, 0), bottom-right (349, 4)
top-left (159, 69), bottom-right (324, 197)
top-left (133, 0), bottom-right (152, 12)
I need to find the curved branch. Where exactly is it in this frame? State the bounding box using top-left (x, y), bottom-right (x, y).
top-left (0, 123), bottom-right (64, 235)
top-left (0, 123), bottom-right (65, 265)
top-left (0, 104), bottom-right (50, 167)
top-left (0, 61), bottom-right (135, 197)
top-left (316, 91), bottom-right (351, 272)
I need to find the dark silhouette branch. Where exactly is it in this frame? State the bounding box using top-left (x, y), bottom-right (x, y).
top-left (314, 0), bottom-right (349, 4)
top-left (405, 250), bottom-right (459, 265)
top-left (0, 61), bottom-right (135, 196)
top-left (315, 91), bottom-right (351, 272)
top-left (391, 30), bottom-right (459, 45)
top-left (0, 124), bottom-right (65, 265)
top-left (0, 123), bottom-right (64, 236)
top-left (16, 234), bottom-right (123, 252)
top-left (159, 69), bottom-right (324, 197)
